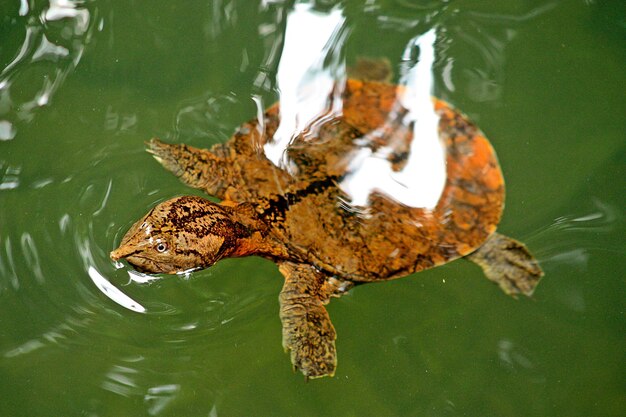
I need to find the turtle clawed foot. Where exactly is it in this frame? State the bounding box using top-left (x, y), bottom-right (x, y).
top-left (284, 335), bottom-right (337, 379)
top-left (279, 262), bottom-right (338, 379)
top-left (281, 303), bottom-right (337, 379)
top-left (145, 138), bottom-right (186, 178)
top-left (467, 232), bottom-right (544, 297)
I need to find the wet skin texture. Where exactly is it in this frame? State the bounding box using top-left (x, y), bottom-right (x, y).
top-left (111, 79), bottom-right (543, 379)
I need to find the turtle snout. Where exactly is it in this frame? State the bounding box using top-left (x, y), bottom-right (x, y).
top-left (110, 244), bottom-right (137, 261)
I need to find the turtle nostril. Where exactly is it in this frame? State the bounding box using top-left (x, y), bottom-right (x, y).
top-left (110, 245), bottom-right (138, 261)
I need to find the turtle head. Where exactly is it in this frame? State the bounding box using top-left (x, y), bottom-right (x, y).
top-left (110, 196), bottom-right (251, 274)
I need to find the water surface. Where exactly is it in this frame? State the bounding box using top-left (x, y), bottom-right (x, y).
top-left (0, 1), bottom-right (624, 416)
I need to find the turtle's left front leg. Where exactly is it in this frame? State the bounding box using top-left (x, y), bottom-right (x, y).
top-left (278, 262), bottom-right (349, 379)
top-left (147, 138), bottom-right (233, 200)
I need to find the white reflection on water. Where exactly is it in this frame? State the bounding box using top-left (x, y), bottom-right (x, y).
top-left (4, 314), bottom-right (92, 358)
top-left (88, 266), bottom-right (146, 313)
top-left (46, 0), bottom-right (91, 29)
top-left (0, 0), bottom-right (98, 139)
top-left (497, 339), bottom-right (546, 384)
top-left (19, 0), bottom-right (29, 16)
top-left (4, 339), bottom-right (45, 358)
top-left (102, 364), bottom-right (140, 397)
top-left (145, 384), bottom-right (181, 416)
top-left (0, 162), bottom-right (21, 190)
top-left (127, 270), bottom-right (163, 284)
top-left (92, 179), bottom-right (113, 217)
top-left (530, 197), bottom-right (620, 267)
top-left (1, 235), bottom-right (19, 290)
top-left (520, 197), bottom-right (620, 313)
top-left (20, 232), bottom-right (44, 284)
top-left (263, 4), bottom-right (446, 209)
top-left (264, 2), bottom-right (347, 167)
top-left (340, 29), bottom-right (446, 208)
top-left (100, 358), bottom-right (186, 413)
top-left (0, 120), bottom-right (16, 141)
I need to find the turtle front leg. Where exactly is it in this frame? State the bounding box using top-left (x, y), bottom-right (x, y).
top-left (466, 232), bottom-right (544, 297)
top-left (278, 262), bottom-right (341, 379)
top-left (147, 138), bottom-right (232, 199)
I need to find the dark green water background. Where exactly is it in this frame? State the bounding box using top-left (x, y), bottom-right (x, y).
top-left (1, 1), bottom-right (624, 416)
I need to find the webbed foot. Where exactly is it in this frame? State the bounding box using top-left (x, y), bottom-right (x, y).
top-left (466, 232), bottom-right (544, 297)
top-left (278, 262), bottom-right (339, 378)
top-left (146, 138), bottom-right (228, 198)
top-left (146, 138), bottom-right (187, 178)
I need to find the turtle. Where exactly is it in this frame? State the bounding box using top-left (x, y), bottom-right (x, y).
top-left (110, 74), bottom-right (543, 379)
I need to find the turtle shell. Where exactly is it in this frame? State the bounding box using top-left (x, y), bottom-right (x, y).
top-left (214, 79), bottom-right (505, 282)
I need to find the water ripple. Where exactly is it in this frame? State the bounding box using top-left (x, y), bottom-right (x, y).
top-left (88, 266), bottom-right (146, 313)
top-left (529, 197), bottom-right (622, 268)
top-left (497, 338), bottom-right (545, 383)
top-left (174, 92), bottom-right (242, 143)
top-left (0, 0), bottom-right (101, 140)
top-left (4, 313), bottom-right (93, 359)
top-left (145, 384), bottom-right (181, 416)
top-left (0, 235), bottom-right (19, 291)
top-left (0, 161), bottom-right (21, 190)
top-left (20, 232), bottom-right (44, 284)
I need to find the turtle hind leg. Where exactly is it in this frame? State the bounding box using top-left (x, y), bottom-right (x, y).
top-left (466, 232), bottom-right (544, 297)
top-left (278, 262), bottom-right (339, 379)
top-left (348, 57), bottom-right (393, 82)
top-left (146, 138), bottom-right (229, 198)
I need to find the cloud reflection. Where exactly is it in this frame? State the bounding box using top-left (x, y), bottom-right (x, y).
top-left (262, 5), bottom-right (447, 210)
top-left (0, 0), bottom-right (98, 139)
top-left (264, 2), bottom-right (347, 167)
top-left (340, 29), bottom-right (446, 209)
top-left (88, 266), bottom-right (146, 313)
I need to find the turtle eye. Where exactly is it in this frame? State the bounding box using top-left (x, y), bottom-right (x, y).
top-left (156, 242), bottom-right (168, 253)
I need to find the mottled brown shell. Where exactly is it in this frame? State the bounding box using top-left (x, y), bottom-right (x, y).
top-left (206, 79), bottom-right (505, 281)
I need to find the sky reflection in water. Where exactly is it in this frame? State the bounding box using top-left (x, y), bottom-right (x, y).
top-left (0, 1), bottom-right (624, 415)
top-left (0, 0), bottom-right (97, 140)
top-left (266, 3), bottom-right (446, 209)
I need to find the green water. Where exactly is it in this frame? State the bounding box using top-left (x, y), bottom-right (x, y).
top-left (1, 1), bottom-right (624, 416)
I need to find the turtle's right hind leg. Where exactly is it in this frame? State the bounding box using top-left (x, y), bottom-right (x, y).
top-left (278, 262), bottom-right (339, 379)
top-left (147, 138), bottom-right (230, 199)
top-left (466, 232), bottom-right (544, 297)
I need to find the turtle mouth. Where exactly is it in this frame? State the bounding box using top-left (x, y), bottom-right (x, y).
top-left (110, 243), bottom-right (177, 274)
top-left (123, 254), bottom-right (183, 275)
top-left (125, 255), bottom-right (164, 274)
top-left (110, 249), bottom-right (165, 274)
